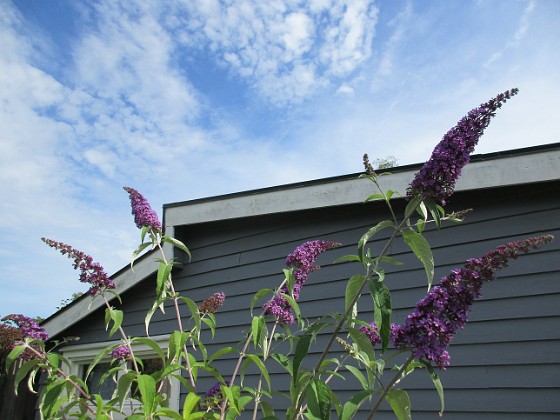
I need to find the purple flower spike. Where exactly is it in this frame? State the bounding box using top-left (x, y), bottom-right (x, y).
top-left (41, 238), bottom-right (115, 296)
top-left (111, 345), bottom-right (131, 362)
top-left (392, 235), bottom-right (553, 369)
top-left (407, 88), bottom-right (519, 205)
top-left (123, 186), bottom-right (162, 231)
top-left (263, 240), bottom-right (341, 324)
top-left (202, 381), bottom-right (226, 410)
top-left (359, 322), bottom-right (381, 346)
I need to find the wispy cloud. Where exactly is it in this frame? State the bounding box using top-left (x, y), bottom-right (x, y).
top-left (484, 0), bottom-right (535, 68)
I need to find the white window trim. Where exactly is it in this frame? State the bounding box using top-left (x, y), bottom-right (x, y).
top-left (61, 334), bottom-right (181, 414)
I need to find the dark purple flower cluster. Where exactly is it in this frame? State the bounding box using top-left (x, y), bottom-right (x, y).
top-left (198, 292), bottom-right (226, 314)
top-left (2, 314), bottom-right (48, 341)
top-left (111, 345), bottom-right (131, 362)
top-left (123, 186), bottom-right (162, 231)
top-left (359, 322), bottom-right (381, 346)
top-left (41, 238), bottom-right (116, 296)
top-left (407, 88), bottom-right (519, 205)
top-left (263, 240), bottom-right (341, 324)
top-left (202, 381), bottom-right (225, 409)
top-left (391, 235), bottom-right (553, 369)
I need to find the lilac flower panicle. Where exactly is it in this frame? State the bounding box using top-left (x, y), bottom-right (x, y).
top-left (198, 292), bottom-right (226, 314)
top-left (391, 235), bottom-right (553, 369)
top-left (263, 240), bottom-right (341, 324)
top-left (41, 238), bottom-right (115, 296)
top-left (359, 322), bottom-right (381, 346)
top-left (123, 186), bottom-right (162, 231)
top-left (202, 381), bottom-right (226, 409)
top-left (407, 88), bottom-right (519, 205)
top-left (111, 345), bottom-right (131, 362)
top-left (2, 314), bottom-right (48, 341)
top-left (2, 314), bottom-right (48, 360)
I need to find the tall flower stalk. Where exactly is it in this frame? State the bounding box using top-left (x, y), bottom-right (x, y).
top-left (407, 88), bottom-right (519, 205)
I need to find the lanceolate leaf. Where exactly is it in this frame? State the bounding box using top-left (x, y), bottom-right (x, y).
top-left (367, 279), bottom-right (392, 353)
top-left (293, 334), bottom-right (312, 385)
top-left (161, 236), bottom-right (191, 261)
top-left (422, 362), bottom-right (445, 415)
top-left (341, 389), bottom-right (375, 420)
top-left (402, 230), bottom-right (434, 290)
top-left (386, 389), bottom-right (412, 420)
top-left (345, 275), bottom-right (365, 313)
top-left (358, 220), bottom-right (396, 263)
top-left (307, 380), bottom-right (332, 420)
top-left (250, 288), bottom-right (274, 314)
top-left (137, 374), bottom-right (157, 415)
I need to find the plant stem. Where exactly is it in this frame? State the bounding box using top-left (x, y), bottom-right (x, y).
top-left (154, 236), bottom-right (197, 393)
top-left (366, 354), bottom-right (415, 419)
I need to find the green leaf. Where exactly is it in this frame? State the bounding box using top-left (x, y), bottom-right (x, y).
top-left (245, 354), bottom-right (272, 392)
top-left (137, 374), bottom-right (157, 415)
top-left (182, 392), bottom-right (201, 418)
top-left (347, 327), bottom-right (375, 362)
top-left (14, 359), bottom-right (40, 394)
top-left (105, 308), bottom-right (123, 337)
top-left (344, 364), bottom-right (368, 390)
top-left (402, 230), bottom-right (434, 289)
top-left (161, 235), bottom-right (191, 261)
top-left (341, 389), bottom-right (375, 420)
top-left (130, 241), bottom-right (152, 269)
top-left (364, 193), bottom-right (385, 202)
top-left (250, 288), bottom-right (274, 314)
top-left (116, 372), bottom-right (135, 410)
top-left (386, 389), bottom-right (411, 420)
top-left (334, 254), bottom-right (361, 263)
top-left (209, 346), bottom-right (236, 364)
top-left (367, 279), bottom-right (392, 353)
top-left (423, 362), bottom-right (445, 415)
top-left (156, 262), bottom-right (173, 298)
top-left (345, 275), bottom-right (365, 313)
top-left (292, 334), bottom-right (312, 385)
top-left (251, 315), bottom-right (267, 350)
top-left (130, 336), bottom-right (165, 361)
top-left (280, 293), bottom-right (301, 324)
top-left (358, 220), bottom-right (396, 262)
top-left (6, 345), bottom-right (25, 369)
top-left (307, 380), bottom-right (331, 420)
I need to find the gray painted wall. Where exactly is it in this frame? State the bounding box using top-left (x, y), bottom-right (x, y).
top-left (59, 180), bottom-right (560, 418)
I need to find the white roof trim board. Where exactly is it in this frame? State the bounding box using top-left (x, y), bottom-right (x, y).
top-left (43, 145), bottom-right (560, 339)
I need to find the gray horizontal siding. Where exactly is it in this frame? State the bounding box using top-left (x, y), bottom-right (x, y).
top-left (58, 181), bottom-right (560, 417)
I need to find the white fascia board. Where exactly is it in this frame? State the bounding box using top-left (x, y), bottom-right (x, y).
top-left (165, 148), bottom-right (560, 229)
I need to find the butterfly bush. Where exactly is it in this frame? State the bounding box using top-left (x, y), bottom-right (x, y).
top-left (123, 186), bottom-right (162, 231)
top-left (41, 238), bottom-right (115, 296)
top-left (407, 88), bottom-right (519, 205)
top-left (263, 240), bottom-right (341, 324)
top-left (8, 88), bottom-right (557, 419)
top-left (391, 235), bottom-right (554, 368)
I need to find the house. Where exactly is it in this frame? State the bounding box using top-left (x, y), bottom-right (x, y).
top-left (42, 143), bottom-right (560, 418)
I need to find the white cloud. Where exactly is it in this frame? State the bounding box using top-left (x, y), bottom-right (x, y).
top-left (178, 0), bottom-right (378, 105)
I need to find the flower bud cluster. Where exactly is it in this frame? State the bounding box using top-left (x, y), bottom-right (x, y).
top-left (111, 344), bottom-right (131, 362)
top-left (263, 241), bottom-right (341, 324)
top-left (198, 292), bottom-right (226, 314)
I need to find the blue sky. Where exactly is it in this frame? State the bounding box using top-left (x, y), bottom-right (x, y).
top-left (1, 0), bottom-right (559, 319)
